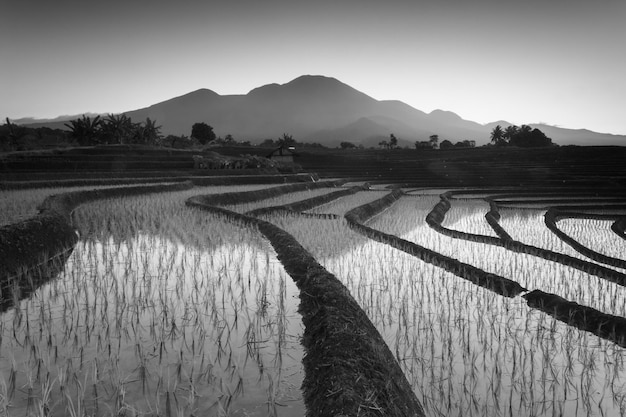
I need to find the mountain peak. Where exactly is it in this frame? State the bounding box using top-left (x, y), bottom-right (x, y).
top-left (180, 88), bottom-right (220, 99)
top-left (429, 109), bottom-right (462, 121)
top-left (286, 74), bottom-right (342, 86)
top-left (247, 74), bottom-right (371, 101)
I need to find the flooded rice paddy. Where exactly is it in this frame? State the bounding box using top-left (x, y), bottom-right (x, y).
top-left (1, 184), bottom-right (626, 416)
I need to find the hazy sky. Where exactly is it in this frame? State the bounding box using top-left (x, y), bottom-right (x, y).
top-left (2, 0), bottom-right (625, 135)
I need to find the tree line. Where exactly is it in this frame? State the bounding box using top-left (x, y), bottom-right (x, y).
top-left (64, 114), bottom-right (162, 146)
top-left (490, 124), bottom-right (553, 147)
top-left (2, 115), bottom-right (555, 152)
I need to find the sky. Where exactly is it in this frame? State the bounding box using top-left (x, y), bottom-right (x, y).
top-left (2, 0), bottom-right (625, 135)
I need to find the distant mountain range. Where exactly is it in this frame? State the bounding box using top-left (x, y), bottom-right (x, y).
top-left (16, 75), bottom-right (626, 146)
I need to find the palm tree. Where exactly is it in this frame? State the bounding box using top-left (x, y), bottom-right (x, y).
top-left (277, 133), bottom-right (296, 148)
top-left (490, 125), bottom-right (504, 145)
top-left (503, 125), bottom-right (519, 143)
top-left (519, 124), bottom-right (532, 134)
top-left (64, 115), bottom-right (102, 145)
top-left (133, 117), bottom-right (162, 145)
top-left (101, 114), bottom-right (134, 144)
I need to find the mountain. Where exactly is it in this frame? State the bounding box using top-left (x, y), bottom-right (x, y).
top-left (18, 75), bottom-right (626, 146)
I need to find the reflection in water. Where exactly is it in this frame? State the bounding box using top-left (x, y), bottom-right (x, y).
top-left (0, 247), bottom-right (74, 313)
top-left (0, 234), bottom-right (304, 416)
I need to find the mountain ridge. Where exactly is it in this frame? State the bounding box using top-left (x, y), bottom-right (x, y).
top-left (14, 75), bottom-right (626, 146)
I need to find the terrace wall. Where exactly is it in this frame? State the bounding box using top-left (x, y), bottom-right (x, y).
top-left (186, 187), bottom-right (425, 417)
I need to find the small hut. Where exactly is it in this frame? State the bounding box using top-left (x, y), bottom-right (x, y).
top-left (266, 145), bottom-right (297, 163)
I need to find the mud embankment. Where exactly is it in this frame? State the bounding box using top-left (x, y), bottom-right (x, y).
top-left (545, 208), bottom-right (626, 269)
top-left (432, 191), bottom-right (626, 347)
top-left (523, 290), bottom-right (626, 348)
top-left (246, 184), bottom-right (367, 217)
top-left (0, 173), bottom-right (319, 190)
top-left (485, 198), bottom-right (513, 240)
top-left (344, 190), bottom-right (526, 298)
top-left (613, 218), bottom-right (626, 240)
top-left (200, 179), bottom-right (343, 206)
top-left (186, 189), bottom-right (424, 417)
top-left (430, 194), bottom-right (626, 287)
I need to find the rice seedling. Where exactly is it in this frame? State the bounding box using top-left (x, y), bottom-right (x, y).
top-left (299, 193), bottom-right (626, 416)
top-left (439, 198), bottom-right (499, 237)
top-left (305, 190), bottom-right (389, 216)
top-left (499, 207), bottom-right (626, 274)
top-left (559, 217), bottom-right (626, 261)
top-left (4, 182), bottom-right (626, 416)
top-left (0, 185), bottom-right (306, 416)
top-left (228, 187), bottom-right (339, 214)
top-left (0, 184), bottom-right (179, 227)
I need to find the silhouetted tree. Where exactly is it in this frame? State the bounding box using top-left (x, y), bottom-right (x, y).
top-left (454, 140), bottom-right (475, 148)
top-left (389, 134), bottom-right (398, 149)
top-left (509, 127), bottom-right (552, 147)
top-left (260, 139), bottom-right (275, 147)
top-left (191, 122), bottom-right (216, 145)
top-left (160, 134), bottom-right (191, 148)
top-left (100, 114), bottom-right (135, 144)
top-left (277, 133), bottom-right (296, 147)
top-left (132, 117), bottom-right (162, 145)
top-left (429, 134), bottom-right (439, 149)
top-left (503, 125), bottom-right (519, 142)
top-left (65, 115), bottom-right (103, 145)
top-left (454, 140), bottom-right (476, 148)
top-left (439, 139), bottom-right (454, 149)
top-left (340, 141), bottom-right (357, 149)
top-left (490, 125), bottom-right (506, 146)
top-left (379, 140), bottom-right (389, 149)
top-left (3, 118), bottom-right (25, 147)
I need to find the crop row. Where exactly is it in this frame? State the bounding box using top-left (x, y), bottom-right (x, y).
top-left (433, 190), bottom-right (626, 346)
top-left (1, 178), bottom-right (426, 416)
top-left (186, 190), bottom-right (425, 416)
top-left (545, 208), bottom-right (626, 269)
top-left (277, 187), bottom-right (626, 415)
top-left (3, 178), bottom-right (626, 416)
top-left (0, 182), bottom-right (195, 281)
top-left (436, 191), bottom-right (626, 285)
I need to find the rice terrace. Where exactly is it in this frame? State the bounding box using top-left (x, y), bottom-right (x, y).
top-left (1, 143), bottom-right (626, 417)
